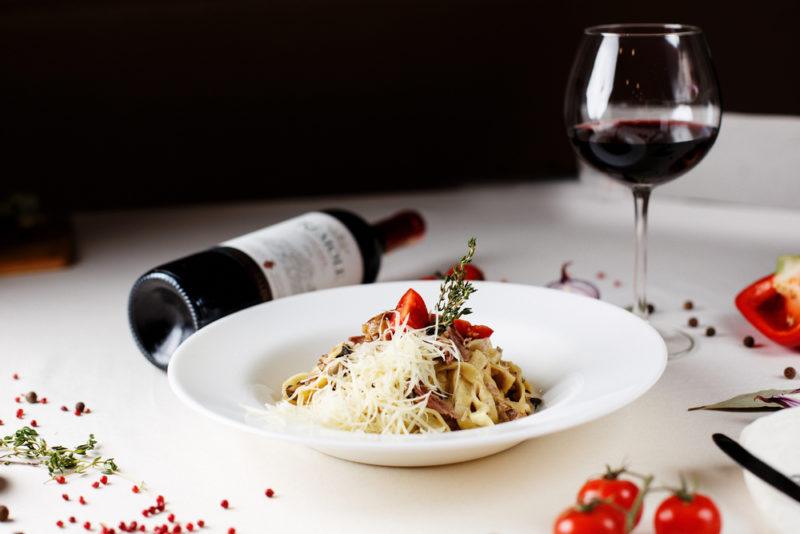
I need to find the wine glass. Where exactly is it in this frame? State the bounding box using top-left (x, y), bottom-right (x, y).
top-left (564, 24), bottom-right (721, 357)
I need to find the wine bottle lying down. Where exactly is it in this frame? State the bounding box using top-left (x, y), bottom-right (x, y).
top-left (128, 209), bottom-right (425, 370)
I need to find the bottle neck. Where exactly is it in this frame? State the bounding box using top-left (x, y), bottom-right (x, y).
top-left (371, 210), bottom-right (426, 253)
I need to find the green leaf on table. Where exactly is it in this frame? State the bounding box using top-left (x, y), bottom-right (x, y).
top-left (688, 388), bottom-right (800, 411)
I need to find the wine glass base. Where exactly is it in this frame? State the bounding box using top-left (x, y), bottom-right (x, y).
top-left (653, 325), bottom-right (694, 360)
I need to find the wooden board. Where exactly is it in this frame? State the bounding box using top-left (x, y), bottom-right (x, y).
top-left (0, 219), bottom-right (76, 275)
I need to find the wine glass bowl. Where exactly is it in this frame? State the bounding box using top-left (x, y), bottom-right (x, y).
top-left (565, 23), bottom-right (721, 187)
top-left (564, 24), bottom-right (721, 357)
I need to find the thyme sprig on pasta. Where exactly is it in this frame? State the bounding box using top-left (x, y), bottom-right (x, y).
top-left (0, 426), bottom-right (118, 478)
top-left (435, 237), bottom-right (477, 329)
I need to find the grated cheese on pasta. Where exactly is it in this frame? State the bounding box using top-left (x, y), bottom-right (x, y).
top-left (268, 328), bottom-right (458, 434)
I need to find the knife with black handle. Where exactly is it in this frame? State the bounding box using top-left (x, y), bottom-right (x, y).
top-left (712, 433), bottom-right (800, 503)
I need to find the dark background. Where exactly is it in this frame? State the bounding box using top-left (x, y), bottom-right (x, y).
top-left (1, 0), bottom-right (798, 211)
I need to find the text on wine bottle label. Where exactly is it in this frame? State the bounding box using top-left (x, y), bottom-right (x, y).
top-left (222, 212), bottom-right (364, 299)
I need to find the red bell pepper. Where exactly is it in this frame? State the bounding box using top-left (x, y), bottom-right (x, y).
top-left (453, 318), bottom-right (493, 339)
top-left (735, 274), bottom-right (800, 348)
top-left (395, 288), bottom-right (430, 329)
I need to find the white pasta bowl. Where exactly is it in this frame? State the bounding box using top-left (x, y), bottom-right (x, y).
top-left (168, 281), bottom-right (666, 466)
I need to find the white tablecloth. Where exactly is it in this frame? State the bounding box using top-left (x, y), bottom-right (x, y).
top-left (2, 181), bottom-right (796, 533)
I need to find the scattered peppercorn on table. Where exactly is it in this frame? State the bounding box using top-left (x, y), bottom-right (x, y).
top-left (1, 181), bottom-right (796, 533)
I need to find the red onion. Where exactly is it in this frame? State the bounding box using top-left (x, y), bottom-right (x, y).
top-left (545, 262), bottom-right (600, 299)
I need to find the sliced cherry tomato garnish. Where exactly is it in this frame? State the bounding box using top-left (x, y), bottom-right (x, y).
top-left (468, 324), bottom-right (493, 338)
top-left (453, 318), bottom-right (493, 339)
top-left (395, 289), bottom-right (429, 329)
top-left (578, 475), bottom-right (642, 527)
top-left (654, 493), bottom-right (721, 534)
top-left (553, 501), bottom-right (626, 534)
top-left (453, 319), bottom-right (471, 337)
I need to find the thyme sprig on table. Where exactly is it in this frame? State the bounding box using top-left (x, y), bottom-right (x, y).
top-left (0, 426), bottom-right (118, 478)
top-left (435, 237), bottom-right (478, 329)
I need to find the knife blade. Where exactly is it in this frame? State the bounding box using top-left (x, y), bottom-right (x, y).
top-left (712, 432), bottom-right (800, 503)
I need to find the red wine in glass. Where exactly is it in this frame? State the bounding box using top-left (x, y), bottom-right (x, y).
top-left (568, 120), bottom-right (719, 186)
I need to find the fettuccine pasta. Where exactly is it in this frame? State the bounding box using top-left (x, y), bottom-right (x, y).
top-left (269, 288), bottom-right (542, 434)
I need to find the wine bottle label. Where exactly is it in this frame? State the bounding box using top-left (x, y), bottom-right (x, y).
top-left (222, 212), bottom-right (364, 299)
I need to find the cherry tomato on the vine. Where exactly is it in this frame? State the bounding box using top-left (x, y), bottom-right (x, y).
top-left (553, 502), bottom-right (627, 534)
top-left (578, 476), bottom-right (642, 527)
top-left (654, 493), bottom-right (721, 534)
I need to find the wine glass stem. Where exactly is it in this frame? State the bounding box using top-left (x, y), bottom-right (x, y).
top-left (632, 186), bottom-right (651, 320)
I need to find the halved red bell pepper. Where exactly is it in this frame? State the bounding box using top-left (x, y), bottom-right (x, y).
top-left (453, 318), bottom-right (493, 339)
top-left (396, 288), bottom-right (430, 329)
top-left (735, 274), bottom-right (800, 348)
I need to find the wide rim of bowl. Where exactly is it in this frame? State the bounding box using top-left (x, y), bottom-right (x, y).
top-left (168, 281), bottom-right (667, 450)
